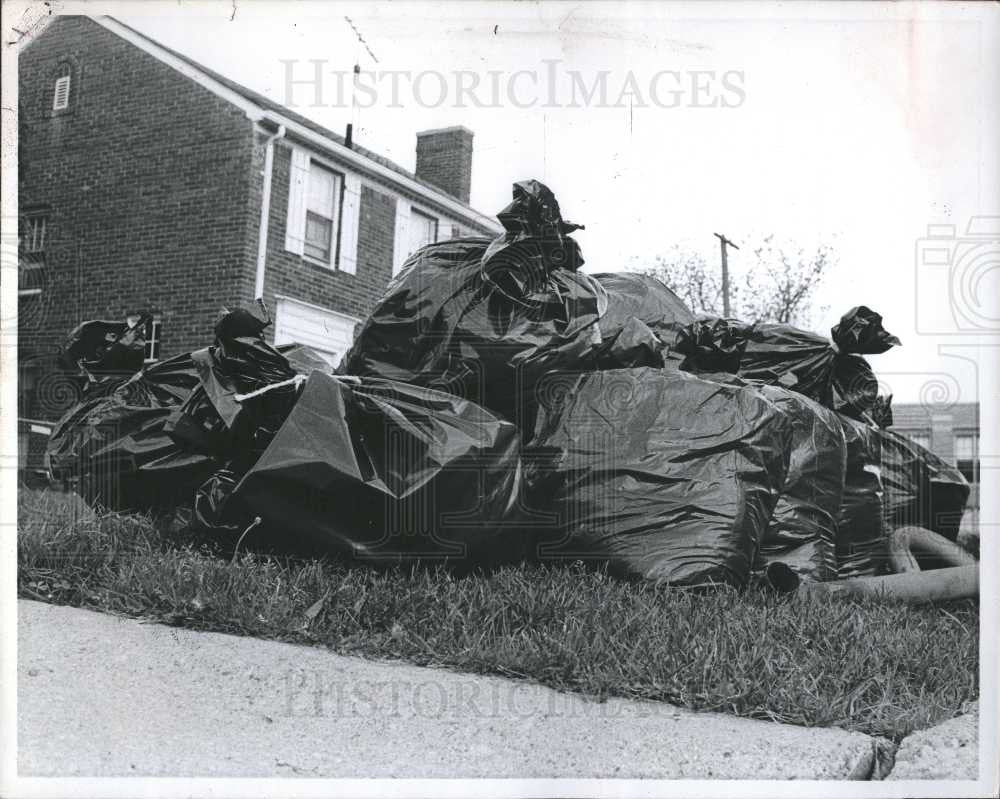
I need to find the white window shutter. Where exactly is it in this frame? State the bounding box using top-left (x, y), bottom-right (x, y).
top-left (338, 174), bottom-right (361, 274)
top-left (284, 147), bottom-right (310, 255)
top-left (392, 199), bottom-right (411, 275)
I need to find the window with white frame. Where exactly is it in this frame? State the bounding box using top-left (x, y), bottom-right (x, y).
top-left (143, 318), bottom-right (162, 363)
top-left (408, 209), bottom-right (438, 256)
top-left (128, 315), bottom-right (162, 363)
top-left (53, 73), bottom-right (71, 111)
top-left (954, 433), bottom-right (979, 483)
top-left (284, 147), bottom-right (360, 273)
top-left (21, 214), bottom-right (47, 259)
top-left (304, 162), bottom-right (340, 264)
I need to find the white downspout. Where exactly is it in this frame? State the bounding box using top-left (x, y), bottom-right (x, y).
top-left (254, 124), bottom-right (286, 299)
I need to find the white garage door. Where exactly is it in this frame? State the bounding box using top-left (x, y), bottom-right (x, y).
top-left (273, 295), bottom-right (360, 368)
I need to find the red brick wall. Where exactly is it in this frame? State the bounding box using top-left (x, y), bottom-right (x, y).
top-left (415, 127), bottom-right (474, 203)
top-left (18, 16), bottom-right (260, 418)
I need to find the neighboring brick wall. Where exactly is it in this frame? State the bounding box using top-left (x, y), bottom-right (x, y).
top-left (415, 126), bottom-right (474, 203)
top-left (18, 15), bottom-right (259, 419)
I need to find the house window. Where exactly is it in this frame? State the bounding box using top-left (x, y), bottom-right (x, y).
top-left (408, 209), bottom-right (438, 256)
top-left (303, 162), bottom-right (340, 264)
top-left (53, 74), bottom-right (71, 111)
top-left (20, 214), bottom-right (47, 266)
top-left (144, 318), bottom-right (162, 363)
top-left (127, 315), bottom-right (162, 363)
top-left (954, 433), bottom-right (979, 483)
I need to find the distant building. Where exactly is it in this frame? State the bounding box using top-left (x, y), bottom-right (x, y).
top-left (890, 402), bottom-right (980, 512)
top-left (18, 15), bottom-right (500, 431)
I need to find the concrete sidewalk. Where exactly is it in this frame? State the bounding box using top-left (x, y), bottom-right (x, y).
top-left (17, 599), bottom-right (881, 779)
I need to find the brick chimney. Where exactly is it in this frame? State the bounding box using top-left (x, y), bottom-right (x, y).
top-left (415, 126), bottom-right (474, 204)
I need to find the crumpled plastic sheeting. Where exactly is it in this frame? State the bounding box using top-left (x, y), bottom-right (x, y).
top-left (524, 368), bottom-right (792, 587)
top-left (591, 272), bottom-right (694, 367)
top-left (756, 386), bottom-right (846, 582)
top-left (344, 181), bottom-right (610, 429)
top-left (165, 310), bottom-right (300, 460)
top-left (46, 351), bottom-right (217, 510)
top-left (876, 428), bottom-right (969, 543)
top-left (835, 413), bottom-right (888, 577)
top-left (230, 372), bottom-right (525, 566)
top-left (674, 317), bottom-right (754, 374)
top-left (675, 306), bottom-right (900, 419)
top-left (57, 316), bottom-right (150, 399)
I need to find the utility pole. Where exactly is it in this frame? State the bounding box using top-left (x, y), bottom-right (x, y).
top-left (713, 233), bottom-right (740, 317)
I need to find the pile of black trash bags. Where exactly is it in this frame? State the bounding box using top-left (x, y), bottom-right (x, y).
top-left (47, 180), bottom-right (970, 586)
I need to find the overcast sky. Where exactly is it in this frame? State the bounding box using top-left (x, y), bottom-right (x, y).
top-left (115, 1), bottom-right (999, 404)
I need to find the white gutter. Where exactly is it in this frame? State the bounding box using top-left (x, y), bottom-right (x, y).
top-left (260, 112), bottom-right (501, 233)
top-left (254, 124), bottom-right (286, 299)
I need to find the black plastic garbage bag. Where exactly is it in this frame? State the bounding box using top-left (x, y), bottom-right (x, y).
top-left (834, 414), bottom-right (887, 577)
top-left (755, 387), bottom-right (846, 582)
top-left (191, 461), bottom-right (257, 538)
top-left (740, 306), bottom-right (900, 418)
top-left (591, 272), bottom-right (694, 367)
top-left (876, 428), bottom-right (970, 542)
top-left (485, 178), bottom-right (585, 272)
top-left (675, 307), bottom-right (900, 419)
top-left (344, 181), bottom-right (607, 428)
top-left (57, 315), bottom-right (150, 398)
top-left (229, 372), bottom-right (524, 566)
top-left (925, 454), bottom-right (970, 542)
top-left (524, 368), bottom-right (791, 587)
top-left (165, 308), bottom-right (300, 460)
top-left (46, 351), bottom-right (216, 511)
top-left (674, 317), bottom-right (754, 374)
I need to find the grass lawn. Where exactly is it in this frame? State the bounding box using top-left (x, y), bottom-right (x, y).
top-left (17, 486), bottom-right (978, 742)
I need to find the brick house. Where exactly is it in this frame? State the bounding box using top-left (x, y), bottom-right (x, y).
top-left (889, 402), bottom-right (980, 514)
top-left (17, 15), bottom-right (500, 436)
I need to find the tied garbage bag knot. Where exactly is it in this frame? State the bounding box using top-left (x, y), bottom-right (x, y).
top-left (674, 317), bottom-right (755, 374)
top-left (830, 305), bottom-right (901, 355)
top-left (674, 306), bottom-right (900, 420)
top-left (484, 179), bottom-right (585, 275)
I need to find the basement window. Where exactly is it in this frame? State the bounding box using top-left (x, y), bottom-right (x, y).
top-left (126, 316), bottom-right (162, 363)
top-left (144, 318), bottom-right (162, 363)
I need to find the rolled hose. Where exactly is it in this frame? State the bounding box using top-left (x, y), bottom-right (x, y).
top-left (796, 566), bottom-right (978, 605)
top-left (768, 526), bottom-right (979, 605)
top-left (887, 525), bottom-right (977, 573)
